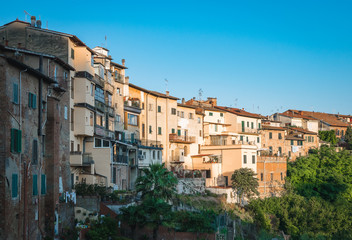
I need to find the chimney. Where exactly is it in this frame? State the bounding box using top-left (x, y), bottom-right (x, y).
top-left (125, 76), bottom-right (129, 84)
top-left (182, 98), bottom-right (185, 104)
top-left (36, 20), bottom-right (42, 28)
top-left (166, 91), bottom-right (169, 96)
top-left (31, 16), bottom-right (36, 27)
top-left (122, 59), bottom-right (125, 66)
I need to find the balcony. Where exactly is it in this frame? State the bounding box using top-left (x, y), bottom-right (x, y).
top-left (107, 106), bottom-right (115, 116)
top-left (124, 99), bottom-right (141, 114)
top-left (169, 134), bottom-right (196, 144)
top-left (238, 125), bottom-right (260, 135)
top-left (114, 155), bottom-right (128, 164)
top-left (70, 152), bottom-right (94, 166)
top-left (125, 138), bottom-right (141, 146)
top-left (170, 157), bottom-right (185, 164)
top-left (140, 139), bottom-right (163, 148)
top-left (203, 155), bottom-right (222, 163)
top-left (93, 74), bottom-right (105, 87)
top-left (94, 125), bottom-right (115, 139)
top-left (75, 71), bottom-right (94, 81)
top-left (114, 72), bottom-right (125, 84)
top-left (95, 100), bottom-right (106, 112)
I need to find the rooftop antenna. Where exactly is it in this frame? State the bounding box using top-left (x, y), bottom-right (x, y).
top-left (198, 88), bottom-right (203, 101)
top-left (24, 10), bottom-right (31, 22)
top-left (165, 78), bottom-right (168, 92)
top-left (105, 35), bottom-right (107, 48)
top-left (234, 98), bottom-right (238, 107)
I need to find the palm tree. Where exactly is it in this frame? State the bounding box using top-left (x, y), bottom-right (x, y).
top-left (135, 163), bottom-right (178, 202)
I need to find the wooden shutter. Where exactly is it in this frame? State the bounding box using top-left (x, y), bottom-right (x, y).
top-left (41, 174), bottom-right (46, 195)
top-left (13, 83), bottom-right (18, 104)
top-left (32, 140), bottom-right (38, 164)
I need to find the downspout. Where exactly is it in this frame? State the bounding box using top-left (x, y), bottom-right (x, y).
top-left (38, 56), bottom-right (43, 136)
top-left (19, 69), bottom-right (27, 240)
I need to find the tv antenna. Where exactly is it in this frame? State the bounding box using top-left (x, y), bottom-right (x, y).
top-left (234, 98), bottom-right (238, 107)
top-left (24, 10), bottom-right (31, 22)
top-left (198, 88), bottom-right (203, 101)
top-left (165, 78), bottom-right (168, 92)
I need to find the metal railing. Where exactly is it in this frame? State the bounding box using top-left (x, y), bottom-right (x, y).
top-left (169, 134), bottom-right (196, 143)
top-left (114, 155), bottom-right (128, 164)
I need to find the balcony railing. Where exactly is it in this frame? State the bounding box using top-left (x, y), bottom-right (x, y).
top-left (170, 157), bottom-right (185, 163)
top-left (70, 152), bottom-right (94, 165)
top-left (114, 155), bottom-right (128, 164)
top-left (169, 134), bottom-right (196, 143)
top-left (95, 100), bottom-right (106, 112)
top-left (75, 71), bottom-right (94, 81)
top-left (114, 72), bottom-right (125, 84)
top-left (203, 155), bottom-right (222, 163)
top-left (124, 99), bottom-right (141, 109)
top-left (107, 106), bottom-right (115, 116)
top-left (140, 139), bottom-right (162, 148)
top-left (94, 125), bottom-right (115, 139)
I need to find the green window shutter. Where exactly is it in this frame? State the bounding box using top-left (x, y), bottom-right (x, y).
top-left (269, 132), bottom-right (272, 139)
top-left (258, 123), bottom-right (261, 129)
top-left (32, 94), bottom-right (37, 109)
top-left (17, 130), bottom-right (22, 153)
top-left (177, 129), bottom-right (181, 136)
top-left (122, 132), bottom-right (125, 142)
top-left (33, 175), bottom-right (38, 196)
top-left (278, 147), bottom-right (282, 153)
top-left (131, 133), bottom-right (135, 142)
top-left (172, 128), bottom-right (175, 134)
top-left (251, 122), bottom-right (254, 129)
top-left (241, 121), bottom-right (245, 132)
top-left (12, 174), bottom-right (18, 198)
top-left (312, 137), bottom-right (314, 142)
top-left (158, 127), bottom-right (162, 135)
top-left (240, 136), bottom-right (243, 141)
top-left (257, 137), bottom-right (260, 143)
top-left (13, 83), bottom-right (18, 104)
top-left (41, 174), bottom-right (46, 195)
top-left (291, 140), bottom-right (294, 145)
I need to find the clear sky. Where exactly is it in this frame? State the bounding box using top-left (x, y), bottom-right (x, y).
top-left (1, 1), bottom-right (352, 115)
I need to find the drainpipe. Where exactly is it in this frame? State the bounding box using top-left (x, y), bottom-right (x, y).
top-left (38, 56), bottom-right (43, 136)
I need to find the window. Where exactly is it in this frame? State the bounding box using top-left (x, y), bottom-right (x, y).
top-left (32, 139), bottom-right (38, 165)
top-left (41, 174), bottom-right (46, 195)
top-left (158, 106), bottom-right (161, 112)
top-left (220, 113), bottom-right (223, 117)
top-left (206, 170), bottom-right (211, 178)
top-left (149, 104), bottom-right (153, 111)
top-left (209, 112), bottom-right (213, 116)
top-left (112, 168), bottom-right (116, 184)
top-left (28, 92), bottom-right (37, 109)
top-left (149, 126), bottom-right (152, 134)
top-left (13, 83), bottom-right (19, 104)
top-left (291, 140), bottom-right (294, 145)
top-left (54, 65), bottom-right (58, 80)
top-left (341, 130), bottom-right (344, 136)
top-left (158, 127), bottom-right (162, 135)
top-left (251, 122), bottom-right (254, 129)
top-left (70, 78), bottom-right (74, 99)
top-left (189, 113), bottom-right (193, 119)
top-left (153, 150), bottom-right (156, 159)
top-left (181, 111), bottom-right (184, 118)
top-left (243, 155), bottom-right (247, 164)
top-left (95, 86), bottom-right (104, 103)
top-left (269, 146), bottom-right (273, 153)
top-left (107, 93), bottom-right (112, 106)
top-left (128, 114), bottom-right (138, 126)
top-left (312, 137), bottom-right (314, 142)
top-left (257, 137), bottom-right (260, 143)
top-left (12, 174), bottom-right (18, 198)
top-left (108, 118), bottom-right (114, 131)
top-left (71, 48), bottom-right (75, 59)
top-left (246, 136), bottom-right (248, 142)
top-left (199, 130), bottom-right (202, 137)
top-left (172, 128), bottom-right (175, 134)
top-left (96, 112), bottom-right (104, 126)
top-left (171, 108), bottom-right (176, 115)
top-left (116, 114), bottom-right (121, 123)
top-left (308, 136), bottom-right (311, 142)
top-left (90, 112), bottom-right (94, 126)
top-left (91, 55), bottom-right (94, 66)
top-left (94, 138), bottom-right (110, 148)
top-left (11, 128), bottom-right (22, 153)
top-left (116, 87), bottom-right (120, 95)
top-left (240, 136), bottom-right (243, 141)
top-left (157, 151), bottom-right (161, 160)
top-left (241, 121), bottom-right (245, 132)
top-left (260, 173), bottom-right (263, 181)
top-left (70, 108), bottom-right (74, 131)
top-left (252, 155), bottom-right (255, 164)
top-left (142, 124), bottom-right (146, 138)
top-left (278, 147), bottom-right (282, 154)
top-left (198, 117), bottom-right (201, 124)
top-left (269, 132), bottom-right (273, 139)
top-left (33, 175), bottom-right (38, 196)
top-left (278, 133), bottom-right (282, 139)
top-left (281, 172), bottom-right (283, 181)
top-left (258, 123), bottom-right (261, 129)
top-left (247, 122), bottom-right (249, 127)
top-left (177, 129), bottom-right (181, 136)
top-left (298, 140), bottom-right (303, 146)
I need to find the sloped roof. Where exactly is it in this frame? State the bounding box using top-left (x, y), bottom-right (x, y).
top-left (286, 110), bottom-right (349, 127)
top-left (216, 106), bottom-right (262, 119)
top-left (129, 83), bottom-right (179, 100)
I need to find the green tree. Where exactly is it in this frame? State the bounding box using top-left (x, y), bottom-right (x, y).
top-left (86, 216), bottom-right (119, 240)
top-left (344, 126), bottom-right (352, 150)
top-left (135, 163), bottom-right (178, 202)
top-left (120, 205), bottom-right (146, 240)
top-left (318, 130), bottom-right (338, 145)
top-left (231, 168), bottom-right (259, 204)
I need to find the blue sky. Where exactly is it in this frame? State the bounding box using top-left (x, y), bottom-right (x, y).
top-left (1, 1), bottom-right (352, 115)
